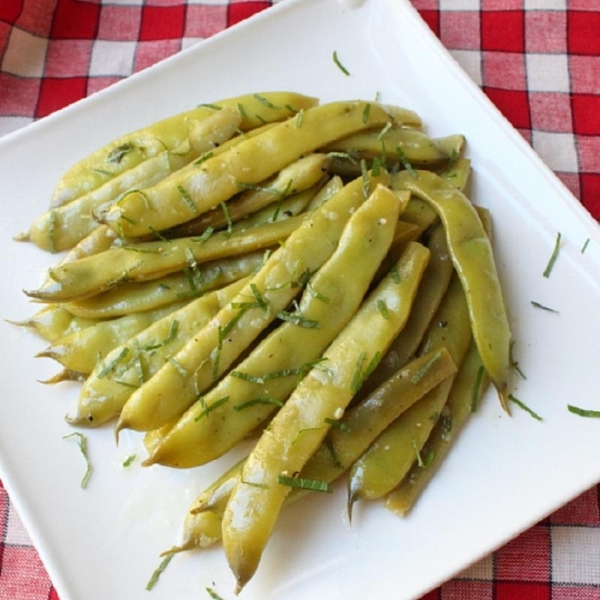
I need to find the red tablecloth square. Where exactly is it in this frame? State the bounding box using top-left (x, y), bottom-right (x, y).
top-left (36, 76), bottom-right (87, 118)
top-left (50, 0), bottom-right (100, 40)
top-left (139, 5), bottom-right (186, 41)
top-left (481, 10), bottom-right (525, 54)
top-left (184, 5), bottom-right (228, 39)
top-left (482, 51), bottom-right (526, 90)
top-left (45, 39), bottom-right (94, 78)
top-left (567, 10), bottom-right (600, 56)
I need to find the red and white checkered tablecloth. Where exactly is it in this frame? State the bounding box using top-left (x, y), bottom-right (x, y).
top-left (1, 1), bottom-right (599, 599)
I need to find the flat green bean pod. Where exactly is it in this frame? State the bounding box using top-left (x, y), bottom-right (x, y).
top-left (26, 213), bottom-right (307, 303)
top-left (116, 171), bottom-right (391, 433)
top-left (356, 222), bottom-right (453, 402)
top-left (10, 305), bottom-right (97, 343)
top-left (395, 169), bottom-right (511, 410)
top-left (50, 92), bottom-right (318, 208)
top-left (347, 274), bottom-right (472, 506)
top-left (221, 241), bottom-right (430, 591)
top-left (38, 303), bottom-right (184, 374)
top-left (170, 348), bottom-right (454, 552)
top-left (386, 338), bottom-right (490, 516)
top-left (64, 251), bottom-right (265, 319)
top-left (29, 108), bottom-right (243, 252)
top-left (68, 277), bottom-right (249, 427)
top-left (145, 183), bottom-right (402, 468)
top-left (323, 127), bottom-right (463, 166)
top-left (101, 100), bottom-right (391, 237)
top-left (166, 153), bottom-right (329, 237)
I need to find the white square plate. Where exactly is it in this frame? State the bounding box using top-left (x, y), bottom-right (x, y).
top-left (1, 1), bottom-right (600, 599)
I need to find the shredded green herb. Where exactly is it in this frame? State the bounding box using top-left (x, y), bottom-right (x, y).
top-left (531, 300), bottom-right (559, 313)
top-left (509, 393), bottom-right (543, 421)
top-left (97, 347), bottom-right (130, 379)
top-left (277, 310), bottom-right (320, 329)
top-left (350, 351), bottom-right (381, 394)
top-left (237, 102), bottom-right (248, 120)
top-left (295, 108), bottom-right (304, 128)
top-left (63, 432), bottom-right (92, 488)
top-left (145, 553), bottom-right (173, 591)
top-left (567, 404), bottom-right (600, 418)
top-left (122, 454), bottom-right (136, 467)
top-left (194, 396), bottom-right (229, 421)
top-left (471, 365), bottom-right (486, 412)
top-left (397, 147), bottom-right (418, 178)
top-left (148, 226), bottom-right (170, 242)
top-left (194, 151), bottom-right (214, 166)
top-left (277, 475), bottom-right (332, 493)
top-left (362, 103), bottom-right (371, 124)
top-left (199, 102), bottom-right (222, 110)
top-left (106, 142), bottom-right (134, 164)
top-left (167, 357), bottom-right (190, 378)
top-left (192, 226), bottom-right (215, 243)
top-left (543, 232), bottom-right (561, 278)
top-left (219, 202), bottom-right (233, 236)
top-left (377, 299), bottom-right (390, 320)
top-left (324, 417), bottom-right (350, 432)
top-left (581, 238), bottom-right (591, 253)
top-left (327, 151), bottom-right (358, 165)
top-left (332, 50), bottom-right (350, 76)
top-left (377, 122), bottom-right (392, 141)
top-left (307, 282), bottom-right (330, 304)
top-left (234, 397), bottom-right (284, 411)
top-left (410, 352), bottom-right (441, 385)
top-left (205, 588), bottom-right (225, 600)
top-left (178, 184), bottom-right (197, 213)
top-left (411, 438), bottom-right (425, 468)
top-left (253, 93), bottom-right (280, 110)
top-left (360, 158), bottom-right (370, 199)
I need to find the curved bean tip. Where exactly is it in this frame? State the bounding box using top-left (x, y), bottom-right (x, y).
top-left (13, 230), bottom-right (30, 242)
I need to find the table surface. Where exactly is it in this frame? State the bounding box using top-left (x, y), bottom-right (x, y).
top-left (1, 1), bottom-right (599, 599)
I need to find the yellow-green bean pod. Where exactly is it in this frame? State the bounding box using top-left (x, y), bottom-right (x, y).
top-left (67, 277), bottom-right (248, 427)
top-left (355, 222), bottom-right (453, 402)
top-left (31, 108), bottom-right (243, 252)
top-left (166, 153), bottom-right (329, 237)
top-left (10, 305), bottom-right (97, 342)
top-left (395, 169), bottom-right (511, 410)
top-left (50, 92), bottom-right (318, 208)
top-left (173, 348), bottom-right (454, 552)
top-left (38, 303), bottom-right (185, 374)
top-left (347, 274), bottom-right (472, 506)
top-left (145, 183), bottom-right (402, 468)
top-left (116, 171), bottom-right (391, 434)
top-left (221, 241), bottom-right (430, 591)
top-left (323, 127), bottom-right (463, 166)
top-left (386, 339), bottom-right (490, 516)
top-left (25, 212), bottom-right (307, 303)
top-left (64, 251), bottom-right (265, 319)
top-left (101, 101), bottom-right (391, 237)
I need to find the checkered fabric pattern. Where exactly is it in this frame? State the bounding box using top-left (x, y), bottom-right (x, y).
top-left (1, 1), bottom-right (599, 599)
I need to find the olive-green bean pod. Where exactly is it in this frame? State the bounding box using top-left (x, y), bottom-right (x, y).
top-left (64, 251), bottom-right (265, 319)
top-left (356, 222), bottom-right (453, 402)
top-left (116, 171), bottom-right (391, 434)
top-left (38, 303), bottom-right (185, 374)
top-left (30, 108), bottom-right (243, 253)
top-left (347, 274), bottom-right (472, 507)
top-left (9, 305), bottom-right (97, 343)
top-left (394, 169), bottom-right (511, 410)
top-left (101, 101), bottom-right (391, 237)
top-left (50, 92), bottom-right (318, 208)
top-left (25, 213), bottom-right (307, 303)
top-left (382, 104), bottom-right (422, 129)
top-left (166, 153), bottom-right (329, 237)
top-left (145, 183), bottom-right (402, 468)
top-left (230, 186), bottom-right (318, 231)
top-left (171, 348), bottom-right (455, 552)
top-left (323, 127), bottom-right (463, 166)
top-left (305, 175), bottom-right (344, 211)
top-left (60, 225), bottom-right (119, 265)
top-left (67, 278), bottom-right (248, 427)
top-left (386, 339), bottom-right (490, 516)
top-left (443, 156), bottom-right (471, 192)
top-left (221, 241), bottom-right (430, 592)
top-left (40, 369), bottom-right (86, 384)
